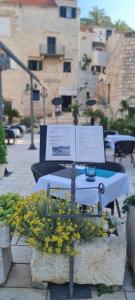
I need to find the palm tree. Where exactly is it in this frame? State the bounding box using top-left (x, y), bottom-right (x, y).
top-left (114, 19), bottom-right (133, 32)
top-left (89, 6), bottom-right (112, 26)
top-left (84, 108), bottom-right (104, 125)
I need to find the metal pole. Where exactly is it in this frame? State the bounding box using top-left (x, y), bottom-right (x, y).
top-left (0, 69), bottom-right (3, 122)
top-left (28, 75), bottom-right (37, 150)
top-left (69, 163), bottom-right (76, 299)
top-left (42, 87), bottom-right (46, 125)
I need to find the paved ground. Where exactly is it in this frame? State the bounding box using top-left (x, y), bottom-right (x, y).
top-left (0, 133), bottom-right (135, 299)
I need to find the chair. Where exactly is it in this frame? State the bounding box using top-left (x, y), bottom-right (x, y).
top-left (114, 140), bottom-right (135, 167)
top-left (31, 161), bottom-right (66, 183)
top-left (104, 130), bottom-right (118, 148)
top-left (87, 161), bottom-right (125, 217)
top-left (5, 128), bottom-right (16, 145)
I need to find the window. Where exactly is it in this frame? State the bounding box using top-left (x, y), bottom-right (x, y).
top-left (63, 62), bottom-right (71, 73)
top-left (106, 30), bottom-right (112, 40)
top-left (28, 60), bottom-right (43, 71)
top-left (47, 37), bottom-right (56, 54)
top-left (60, 6), bottom-right (76, 19)
top-left (107, 84), bottom-right (111, 103)
top-left (86, 92), bottom-right (90, 99)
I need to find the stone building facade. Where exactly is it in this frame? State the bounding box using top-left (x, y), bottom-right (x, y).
top-left (79, 25), bottom-right (112, 106)
top-left (0, 0), bottom-right (80, 117)
top-left (104, 32), bottom-right (135, 115)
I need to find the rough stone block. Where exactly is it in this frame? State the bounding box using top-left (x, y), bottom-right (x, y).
top-left (31, 222), bottom-right (126, 286)
top-left (0, 246), bottom-right (12, 286)
top-left (0, 223), bottom-right (10, 248)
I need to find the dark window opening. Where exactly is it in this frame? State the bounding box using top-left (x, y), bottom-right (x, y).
top-left (60, 6), bottom-right (76, 19)
top-left (62, 96), bottom-right (72, 112)
top-left (108, 84), bottom-right (111, 104)
top-left (86, 92), bottom-right (90, 99)
top-left (106, 29), bottom-right (112, 40)
top-left (32, 90), bottom-right (40, 101)
top-left (47, 37), bottom-right (56, 55)
top-left (63, 62), bottom-right (71, 73)
top-left (28, 60), bottom-right (43, 71)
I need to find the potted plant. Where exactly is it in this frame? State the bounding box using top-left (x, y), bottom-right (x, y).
top-left (70, 100), bottom-right (82, 125)
top-left (0, 192), bottom-right (20, 285)
top-left (10, 191), bottom-right (126, 287)
top-left (0, 121), bottom-right (7, 179)
top-left (122, 195), bottom-right (135, 271)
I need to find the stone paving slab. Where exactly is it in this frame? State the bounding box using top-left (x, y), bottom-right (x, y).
top-left (126, 292), bottom-right (135, 299)
top-left (0, 288), bottom-right (45, 300)
top-left (123, 267), bottom-right (135, 292)
top-left (12, 245), bottom-right (32, 264)
top-left (5, 264), bottom-right (32, 288)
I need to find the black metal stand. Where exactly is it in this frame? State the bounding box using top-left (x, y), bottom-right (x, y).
top-left (47, 163), bottom-right (105, 300)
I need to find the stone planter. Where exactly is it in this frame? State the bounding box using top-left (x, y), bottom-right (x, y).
top-left (126, 205), bottom-right (135, 271)
top-left (0, 222), bottom-right (12, 286)
top-left (0, 164), bottom-right (5, 180)
top-left (31, 221), bottom-right (126, 287)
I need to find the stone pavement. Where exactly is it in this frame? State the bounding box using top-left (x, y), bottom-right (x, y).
top-left (0, 133), bottom-right (135, 299)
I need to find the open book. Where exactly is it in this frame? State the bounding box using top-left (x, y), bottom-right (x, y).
top-left (45, 125), bottom-right (105, 163)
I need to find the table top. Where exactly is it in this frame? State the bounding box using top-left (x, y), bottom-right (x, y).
top-left (34, 167), bottom-right (128, 207)
top-left (105, 134), bottom-right (135, 150)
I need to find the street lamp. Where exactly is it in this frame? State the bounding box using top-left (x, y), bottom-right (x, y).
top-left (0, 53), bottom-right (10, 121)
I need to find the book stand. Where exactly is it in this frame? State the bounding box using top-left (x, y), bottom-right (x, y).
top-left (46, 163), bottom-right (105, 300)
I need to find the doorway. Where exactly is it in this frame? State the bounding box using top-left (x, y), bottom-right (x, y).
top-left (62, 96), bottom-right (72, 112)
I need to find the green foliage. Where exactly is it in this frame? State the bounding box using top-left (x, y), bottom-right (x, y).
top-left (122, 195), bottom-right (135, 213)
top-left (97, 284), bottom-right (113, 296)
top-left (4, 103), bottom-right (20, 124)
top-left (88, 6), bottom-right (112, 26)
top-left (20, 117), bottom-right (31, 127)
top-left (0, 121), bottom-right (7, 163)
top-left (81, 7), bottom-right (133, 33)
top-left (9, 191), bottom-right (115, 255)
top-left (81, 53), bottom-right (91, 71)
top-left (0, 192), bottom-right (21, 224)
top-left (84, 109), bottom-right (104, 125)
top-left (70, 101), bottom-right (81, 125)
top-left (109, 117), bottom-right (135, 135)
top-left (114, 19), bottom-right (133, 32)
top-left (100, 116), bottom-right (108, 130)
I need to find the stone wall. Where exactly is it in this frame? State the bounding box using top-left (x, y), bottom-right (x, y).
top-left (0, 0), bottom-right (79, 117)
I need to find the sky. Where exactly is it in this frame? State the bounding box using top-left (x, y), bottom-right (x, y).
top-left (78, 0), bottom-right (135, 29)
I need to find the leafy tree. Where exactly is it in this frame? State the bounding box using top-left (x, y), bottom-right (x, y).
top-left (81, 53), bottom-right (91, 71)
top-left (70, 100), bottom-right (81, 125)
top-left (0, 121), bottom-right (7, 163)
top-left (88, 6), bottom-right (112, 26)
top-left (114, 19), bottom-right (133, 32)
top-left (4, 104), bottom-right (20, 124)
top-left (84, 108), bottom-right (104, 125)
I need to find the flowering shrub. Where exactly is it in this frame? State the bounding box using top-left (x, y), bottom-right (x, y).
top-left (0, 192), bottom-right (21, 225)
top-left (10, 191), bottom-right (116, 256)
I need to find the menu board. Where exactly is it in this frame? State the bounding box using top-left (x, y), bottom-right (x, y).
top-left (45, 125), bottom-right (105, 163)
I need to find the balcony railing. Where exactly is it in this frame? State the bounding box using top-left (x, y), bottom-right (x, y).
top-left (40, 43), bottom-right (65, 57)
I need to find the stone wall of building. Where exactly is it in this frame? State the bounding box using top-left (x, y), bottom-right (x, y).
top-left (105, 33), bottom-right (135, 115)
top-left (0, 0), bottom-right (80, 117)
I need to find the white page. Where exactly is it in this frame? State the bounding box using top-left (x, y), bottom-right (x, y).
top-left (75, 126), bottom-right (105, 163)
top-left (46, 125), bottom-right (75, 161)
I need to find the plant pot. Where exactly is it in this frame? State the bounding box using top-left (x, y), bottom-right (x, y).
top-left (0, 222), bottom-right (12, 286)
top-left (31, 221), bottom-right (126, 287)
top-left (0, 164), bottom-right (5, 180)
top-left (126, 205), bottom-right (135, 271)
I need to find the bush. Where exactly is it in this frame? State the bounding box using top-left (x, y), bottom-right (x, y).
top-left (10, 191), bottom-right (116, 255)
top-left (122, 195), bottom-right (135, 213)
top-left (0, 193), bottom-right (21, 225)
top-left (20, 117), bottom-right (31, 128)
top-left (0, 121), bottom-right (7, 163)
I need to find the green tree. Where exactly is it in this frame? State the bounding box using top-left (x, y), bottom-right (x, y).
top-left (89, 6), bottom-right (112, 26)
top-left (84, 109), bottom-right (104, 125)
top-left (70, 100), bottom-right (81, 125)
top-left (114, 19), bottom-right (133, 32)
top-left (0, 121), bottom-right (7, 163)
top-left (4, 104), bottom-right (20, 124)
